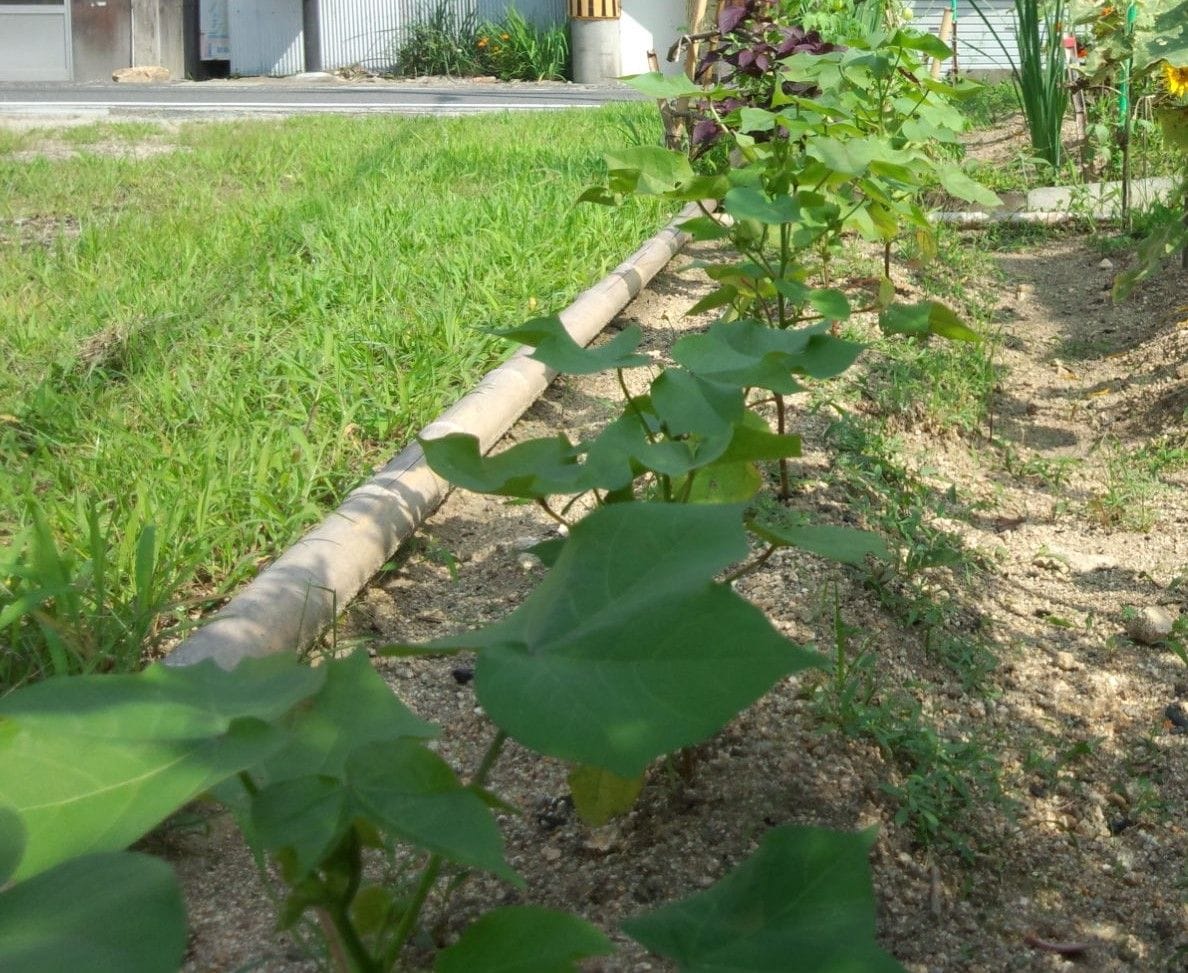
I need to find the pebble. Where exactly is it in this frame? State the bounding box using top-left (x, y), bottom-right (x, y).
top-left (1165, 701), bottom-right (1188, 730)
top-left (1098, 258), bottom-right (1114, 270)
top-left (1054, 651), bottom-right (1079, 672)
top-left (1125, 606), bottom-right (1175, 645)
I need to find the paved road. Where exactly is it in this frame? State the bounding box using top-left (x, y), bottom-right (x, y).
top-left (0, 79), bottom-right (645, 120)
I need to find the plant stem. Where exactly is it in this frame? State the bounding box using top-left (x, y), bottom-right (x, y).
top-left (775, 394), bottom-right (791, 499)
top-left (382, 731), bottom-right (508, 969)
top-left (536, 498), bottom-right (569, 529)
top-left (618, 368), bottom-right (657, 445)
top-left (384, 855), bottom-right (443, 969)
top-left (323, 903), bottom-right (381, 973)
top-left (472, 729), bottom-right (509, 788)
top-left (723, 544), bottom-right (778, 584)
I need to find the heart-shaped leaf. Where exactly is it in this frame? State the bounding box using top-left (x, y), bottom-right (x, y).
top-left (674, 321), bottom-right (863, 394)
top-left (347, 740), bottom-right (520, 884)
top-left (0, 655), bottom-right (322, 881)
top-left (420, 433), bottom-right (590, 498)
top-left (436, 906), bottom-right (614, 973)
top-left (419, 504), bottom-right (819, 776)
top-left (493, 315), bottom-right (650, 374)
top-left (750, 521), bottom-right (889, 566)
top-left (0, 851), bottom-right (186, 973)
top-left (624, 826), bottom-right (905, 972)
top-left (251, 776), bottom-right (350, 880)
top-left (606, 147), bottom-right (694, 195)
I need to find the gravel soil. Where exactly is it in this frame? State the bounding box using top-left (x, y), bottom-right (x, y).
top-left (162, 223), bottom-right (1188, 971)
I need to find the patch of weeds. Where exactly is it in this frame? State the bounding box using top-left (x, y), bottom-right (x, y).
top-left (860, 338), bottom-right (997, 433)
top-left (1088, 434), bottom-right (1188, 532)
top-left (825, 416), bottom-right (997, 691)
top-left (1000, 444), bottom-right (1080, 489)
top-left (958, 81), bottom-right (1020, 129)
top-left (809, 603), bottom-right (1004, 858)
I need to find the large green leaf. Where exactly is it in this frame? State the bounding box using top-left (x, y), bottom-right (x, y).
top-left (493, 315), bottom-right (651, 374)
top-left (0, 655), bottom-right (322, 881)
top-left (0, 852), bottom-right (186, 973)
top-left (624, 826), bottom-right (905, 972)
top-left (724, 187), bottom-right (800, 225)
top-left (420, 433), bottom-right (590, 498)
top-left (623, 71), bottom-right (702, 99)
top-left (251, 775), bottom-right (350, 879)
top-left (606, 146), bottom-right (695, 195)
top-left (412, 504), bottom-right (819, 776)
top-left (436, 906), bottom-right (614, 973)
top-left (346, 740), bottom-right (520, 884)
top-left (938, 167), bottom-right (1001, 209)
top-left (750, 521), bottom-right (889, 566)
top-left (880, 301), bottom-right (980, 342)
top-left (1135, 0), bottom-right (1188, 72)
top-left (254, 651), bottom-right (435, 785)
top-left (0, 806), bottom-right (23, 883)
top-left (673, 321), bottom-right (863, 394)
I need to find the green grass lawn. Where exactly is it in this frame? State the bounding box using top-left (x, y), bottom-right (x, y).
top-left (0, 106), bottom-right (669, 686)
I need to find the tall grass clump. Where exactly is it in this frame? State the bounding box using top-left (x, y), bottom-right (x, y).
top-left (395, 2), bottom-right (569, 81)
top-left (394, 1), bottom-right (482, 77)
top-left (476, 8), bottom-right (569, 81)
top-left (972, 0), bottom-right (1069, 169)
top-left (0, 106), bottom-right (669, 688)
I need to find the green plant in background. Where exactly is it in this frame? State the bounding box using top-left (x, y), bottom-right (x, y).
top-left (1077, 0), bottom-right (1188, 294)
top-left (394, 2), bottom-right (570, 81)
top-left (393, 1), bottom-right (483, 77)
top-left (971, 0), bottom-right (1070, 171)
top-left (476, 8), bottom-right (569, 81)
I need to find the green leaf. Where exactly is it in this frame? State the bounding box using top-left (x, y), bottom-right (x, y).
top-left (685, 285), bottom-right (738, 318)
top-left (674, 321), bottom-right (863, 394)
top-left (568, 764), bottom-right (645, 827)
top-left (0, 806), bottom-right (24, 884)
top-left (492, 315), bottom-right (650, 374)
top-left (624, 826), bottom-right (905, 972)
top-left (251, 776), bottom-right (350, 879)
top-left (925, 302), bottom-right (981, 341)
top-left (678, 215), bottom-right (731, 241)
top-left (420, 433), bottom-right (589, 499)
top-left (623, 71), bottom-right (702, 98)
top-left (807, 136), bottom-right (880, 177)
top-left (1156, 105), bottom-right (1188, 152)
top-left (890, 28), bottom-right (952, 60)
top-left (437, 906), bottom-right (614, 973)
top-left (346, 740), bottom-right (520, 884)
top-left (724, 187), bottom-right (798, 225)
top-left (0, 655), bottom-right (322, 881)
top-left (253, 651), bottom-right (435, 785)
top-left (750, 522), bottom-right (889, 566)
top-left (938, 167), bottom-right (1001, 208)
top-left (0, 852), bottom-right (186, 973)
top-left (684, 460), bottom-right (763, 504)
top-left (808, 288), bottom-right (852, 320)
top-left (606, 146), bottom-right (694, 195)
top-left (880, 301), bottom-right (980, 341)
top-left (429, 504), bottom-right (819, 776)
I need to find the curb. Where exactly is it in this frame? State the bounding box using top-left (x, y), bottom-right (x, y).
top-left (167, 203), bottom-right (700, 669)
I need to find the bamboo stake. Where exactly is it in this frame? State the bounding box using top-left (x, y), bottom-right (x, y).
top-left (685, 0), bottom-right (710, 80)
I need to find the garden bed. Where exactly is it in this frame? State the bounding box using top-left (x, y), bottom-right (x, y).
top-left (158, 224), bottom-right (1188, 971)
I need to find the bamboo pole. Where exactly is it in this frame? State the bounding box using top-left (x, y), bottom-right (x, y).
top-left (685, 0), bottom-right (710, 80)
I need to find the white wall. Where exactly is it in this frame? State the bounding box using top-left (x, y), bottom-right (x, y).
top-left (619, 0), bottom-right (691, 76)
top-left (911, 0), bottom-right (1017, 73)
